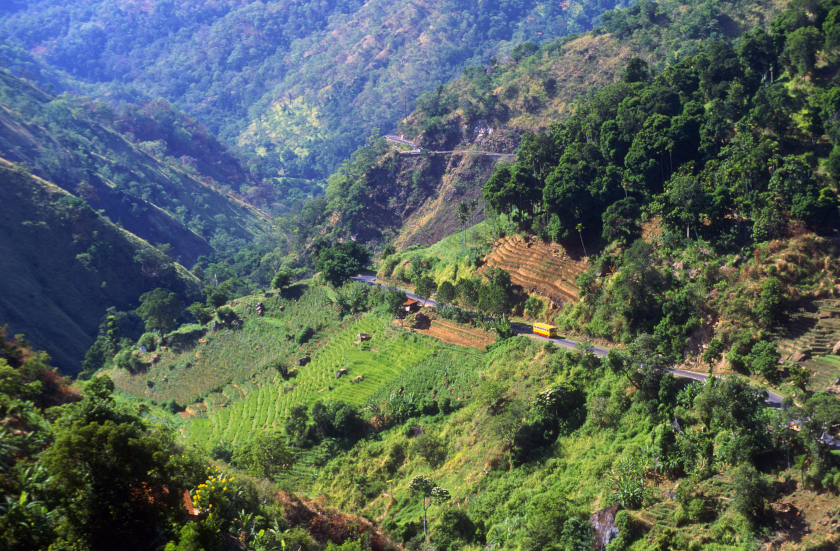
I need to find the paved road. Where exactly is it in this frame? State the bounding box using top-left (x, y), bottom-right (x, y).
top-left (352, 275), bottom-right (784, 407)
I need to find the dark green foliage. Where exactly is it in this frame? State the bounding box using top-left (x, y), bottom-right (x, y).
top-left (285, 404), bottom-right (312, 446)
top-left (414, 275), bottom-right (437, 305)
top-left (41, 397), bottom-right (197, 550)
top-left (205, 284), bottom-right (231, 309)
top-left (187, 302), bottom-right (213, 325)
top-left (512, 41), bottom-right (540, 62)
top-left (702, 338), bottom-right (725, 367)
top-left (436, 281), bottom-right (456, 306)
top-left (624, 57), bottom-right (651, 83)
top-left (271, 267), bottom-right (296, 292)
top-left (136, 288), bottom-right (181, 335)
top-left (431, 508), bottom-right (481, 551)
top-left (731, 463), bottom-right (774, 521)
top-left (410, 433), bottom-right (448, 467)
top-left (316, 242), bottom-right (371, 288)
top-left (602, 197), bottom-right (642, 245)
top-left (747, 340), bottom-right (780, 381)
top-left (311, 400), bottom-right (366, 440)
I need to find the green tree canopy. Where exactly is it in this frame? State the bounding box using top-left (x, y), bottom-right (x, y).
top-left (136, 288), bottom-right (181, 335)
top-left (315, 242), bottom-right (371, 288)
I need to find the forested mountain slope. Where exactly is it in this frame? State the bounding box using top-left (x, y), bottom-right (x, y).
top-left (272, 0), bottom-right (788, 253)
top-left (0, 160), bottom-right (202, 375)
top-left (0, 0), bottom-right (622, 184)
top-left (0, 70), bottom-right (270, 267)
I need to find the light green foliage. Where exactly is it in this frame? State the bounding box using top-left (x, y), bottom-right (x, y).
top-left (524, 295), bottom-right (545, 319)
top-left (232, 432), bottom-right (294, 479)
top-left (138, 332), bottom-right (158, 352)
top-left (409, 475), bottom-right (452, 539)
top-left (180, 311), bottom-right (438, 447)
top-left (608, 454), bottom-right (652, 509)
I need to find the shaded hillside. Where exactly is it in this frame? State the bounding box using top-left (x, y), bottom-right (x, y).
top-left (0, 160), bottom-right (202, 375)
top-left (0, 70), bottom-right (270, 266)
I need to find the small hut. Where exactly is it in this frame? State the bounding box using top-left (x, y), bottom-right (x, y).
top-left (403, 299), bottom-right (420, 313)
top-left (358, 332), bottom-right (372, 341)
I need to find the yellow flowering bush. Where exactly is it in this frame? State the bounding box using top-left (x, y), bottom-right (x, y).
top-left (191, 466), bottom-right (236, 515)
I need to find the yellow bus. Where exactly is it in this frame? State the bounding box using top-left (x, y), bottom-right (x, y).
top-left (533, 323), bottom-right (559, 338)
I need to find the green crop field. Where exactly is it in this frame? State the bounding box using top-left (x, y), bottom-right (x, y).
top-left (184, 316), bottom-right (445, 446)
top-left (111, 284), bottom-right (347, 408)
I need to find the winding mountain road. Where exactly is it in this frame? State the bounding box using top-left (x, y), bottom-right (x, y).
top-left (352, 274), bottom-right (784, 407)
top-left (384, 135), bottom-right (517, 160)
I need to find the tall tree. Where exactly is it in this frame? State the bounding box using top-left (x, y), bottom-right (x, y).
top-left (136, 288), bottom-right (181, 335)
top-left (409, 475), bottom-right (451, 540)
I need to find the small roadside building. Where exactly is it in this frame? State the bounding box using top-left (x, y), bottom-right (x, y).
top-left (403, 299), bottom-right (421, 313)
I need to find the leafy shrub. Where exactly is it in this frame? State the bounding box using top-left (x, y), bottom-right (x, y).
top-left (138, 332), bottom-right (158, 352)
top-left (114, 349), bottom-right (146, 373)
top-left (215, 306), bottom-right (236, 323)
top-left (410, 433), bottom-right (448, 467)
top-left (731, 463), bottom-right (774, 521)
top-left (188, 303), bottom-right (213, 325)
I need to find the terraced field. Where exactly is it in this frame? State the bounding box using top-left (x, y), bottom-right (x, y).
top-left (775, 299), bottom-right (840, 360)
top-left (185, 316), bottom-right (439, 446)
top-left (480, 234), bottom-right (587, 305)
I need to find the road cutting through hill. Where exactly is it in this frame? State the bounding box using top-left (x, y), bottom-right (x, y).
top-left (352, 274), bottom-right (784, 407)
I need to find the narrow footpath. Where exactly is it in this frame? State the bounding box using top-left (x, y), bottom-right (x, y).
top-left (352, 274), bottom-right (784, 407)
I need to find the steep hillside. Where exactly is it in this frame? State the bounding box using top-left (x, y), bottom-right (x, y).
top-left (399, 0), bottom-right (784, 152)
top-left (0, 160), bottom-right (202, 375)
top-left (0, 70), bottom-right (270, 266)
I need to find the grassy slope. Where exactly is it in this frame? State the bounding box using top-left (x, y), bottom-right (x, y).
top-left (184, 316), bottom-right (443, 446)
top-left (0, 160), bottom-right (202, 375)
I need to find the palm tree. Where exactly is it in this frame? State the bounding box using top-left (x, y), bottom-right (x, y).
top-left (576, 223), bottom-right (587, 258)
top-left (456, 202), bottom-right (471, 255)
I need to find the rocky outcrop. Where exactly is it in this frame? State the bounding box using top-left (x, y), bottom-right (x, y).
top-left (589, 504), bottom-right (620, 551)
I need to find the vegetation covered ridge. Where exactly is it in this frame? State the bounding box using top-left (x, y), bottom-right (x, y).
top-left (0, 159), bottom-right (202, 375)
